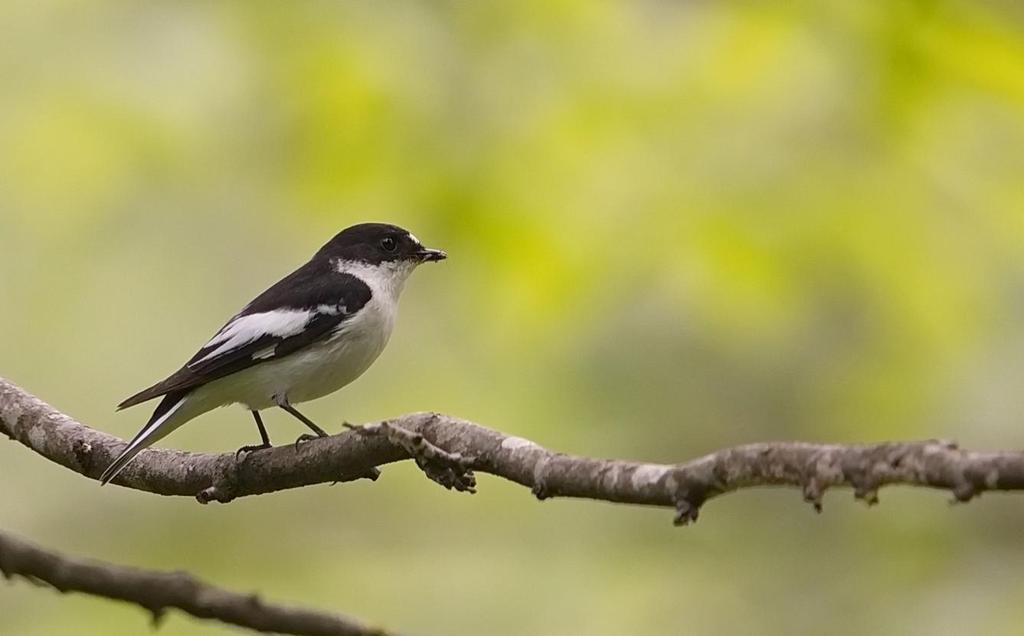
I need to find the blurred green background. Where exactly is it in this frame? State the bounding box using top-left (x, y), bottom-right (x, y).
top-left (3, 1), bottom-right (1024, 635)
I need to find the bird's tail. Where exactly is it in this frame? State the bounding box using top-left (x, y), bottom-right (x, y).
top-left (100, 391), bottom-right (190, 485)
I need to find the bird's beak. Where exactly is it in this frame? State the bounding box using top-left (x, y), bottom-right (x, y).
top-left (416, 247), bottom-right (447, 263)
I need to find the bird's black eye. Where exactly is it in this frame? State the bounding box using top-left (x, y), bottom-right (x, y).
top-left (380, 237), bottom-right (398, 253)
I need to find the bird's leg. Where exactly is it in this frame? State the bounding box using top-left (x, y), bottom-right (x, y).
top-left (236, 410), bottom-right (274, 458)
top-left (275, 397), bottom-right (329, 448)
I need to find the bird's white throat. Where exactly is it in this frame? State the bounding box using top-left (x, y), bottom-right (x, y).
top-left (333, 258), bottom-right (418, 305)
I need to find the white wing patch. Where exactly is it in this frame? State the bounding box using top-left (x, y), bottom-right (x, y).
top-left (250, 344), bottom-right (278, 360)
top-left (191, 309), bottom-right (312, 366)
top-left (317, 303), bottom-right (347, 316)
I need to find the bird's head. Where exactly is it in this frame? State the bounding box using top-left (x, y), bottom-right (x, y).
top-left (317, 223), bottom-right (447, 295)
top-left (319, 223), bottom-right (447, 265)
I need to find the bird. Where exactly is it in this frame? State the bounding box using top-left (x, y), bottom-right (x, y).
top-left (99, 222), bottom-right (447, 485)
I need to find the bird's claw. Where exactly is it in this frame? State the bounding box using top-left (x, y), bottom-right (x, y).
top-left (293, 433), bottom-right (323, 450)
top-left (235, 443), bottom-right (272, 460)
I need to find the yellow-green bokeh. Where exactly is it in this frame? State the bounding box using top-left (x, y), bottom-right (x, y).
top-left (2, 2), bottom-right (1024, 635)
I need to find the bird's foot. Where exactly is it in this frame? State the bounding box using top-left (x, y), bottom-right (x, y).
top-left (293, 433), bottom-right (327, 450)
top-left (235, 442), bottom-right (273, 460)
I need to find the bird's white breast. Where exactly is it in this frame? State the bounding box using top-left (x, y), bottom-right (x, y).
top-left (268, 293), bottom-right (396, 404)
top-left (193, 259), bottom-right (410, 411)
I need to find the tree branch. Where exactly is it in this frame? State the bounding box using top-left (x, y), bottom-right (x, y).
top-left (0, 528), bottom-right (395, 636)
top-left (4, 376), bottom-right (1024, 524)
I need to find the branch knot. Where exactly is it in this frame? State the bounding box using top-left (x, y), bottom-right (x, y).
top-left (347, 422), bottom-right (477, 494)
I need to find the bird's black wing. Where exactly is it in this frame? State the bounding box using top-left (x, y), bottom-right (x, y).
top-left (118, 264), bottom-right (372, 410)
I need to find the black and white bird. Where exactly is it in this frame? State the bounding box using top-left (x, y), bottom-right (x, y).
top-left (100, 223), bottom-right (446, 485)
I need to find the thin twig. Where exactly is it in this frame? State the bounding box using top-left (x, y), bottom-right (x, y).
top-left (0, 529), bottom-right (396, 636)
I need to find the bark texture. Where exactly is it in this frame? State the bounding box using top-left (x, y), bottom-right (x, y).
top-left (4, 377), bottom-right (1024, 524)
